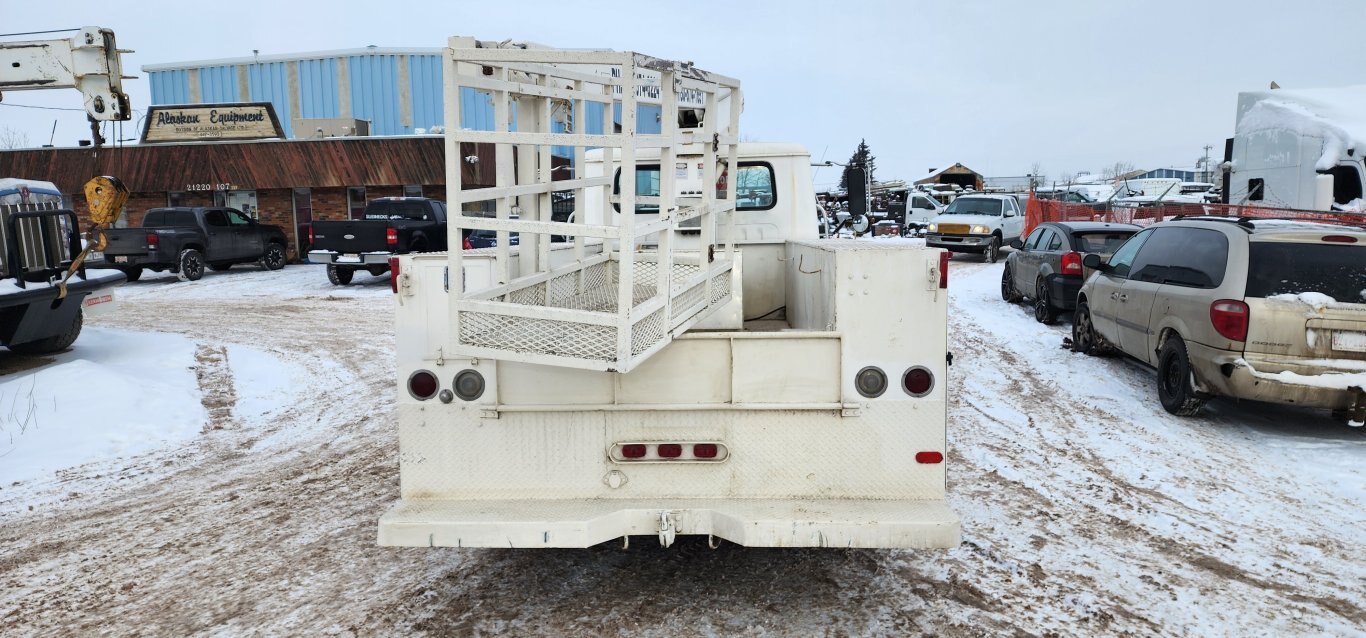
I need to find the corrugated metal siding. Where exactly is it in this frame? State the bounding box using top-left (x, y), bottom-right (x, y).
top-left (298, 58), bottom-right (340, 119)
top-left (348, 55), bottom-right (403, 135)
top-left (198, 65), bottom-right (240, 102)
top-left (461, 88), bottom-right (495, 131)
top-left (247, 62), bottom-right (293, 137)
top-left (148, 70), bottom-right (190, 105)
top-left (0, 139), bottom-right (496, 193)
top-left (409, 54), bottom-right (442, 131)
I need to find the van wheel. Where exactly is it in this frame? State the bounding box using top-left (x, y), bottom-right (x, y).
top-left (1034, 278), bottom-right (1058, 324)
top-left (1072, 302), bottom-right (1108, 356)
top-left (177, 249), bottom-right (205, 282)
top-left (327, 264), bottom-right (354, 286)
top-left (985, 236), bottom-right (1001, 263)
top-left (1158, 336), bottom-right (1208, 416)
top-left (1000, 265), bottom-right (1022, 303)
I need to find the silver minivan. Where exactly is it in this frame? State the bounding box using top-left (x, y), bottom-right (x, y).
top-left (1072, 218), bottom-right (1366, 424)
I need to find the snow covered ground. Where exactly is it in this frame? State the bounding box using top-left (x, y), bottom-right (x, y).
top-left (0, 259), bottom-right (1361, 636)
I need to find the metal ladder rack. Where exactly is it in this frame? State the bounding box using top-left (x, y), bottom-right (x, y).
top-left (443, 37), bottom-right (742, 372)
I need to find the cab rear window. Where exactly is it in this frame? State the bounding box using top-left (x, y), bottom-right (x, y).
top-left (1246, 242), bottom-right (1366, 303)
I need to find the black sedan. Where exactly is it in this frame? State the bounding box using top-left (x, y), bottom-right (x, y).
top-left (1001, 221), bottom-right (1141, 324)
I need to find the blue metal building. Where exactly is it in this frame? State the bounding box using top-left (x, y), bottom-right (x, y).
top-left (143, 47), bottom-right (663, 141)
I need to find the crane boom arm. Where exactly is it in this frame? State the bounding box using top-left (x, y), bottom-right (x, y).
top-left (0, 26), bottom-right (132, 121)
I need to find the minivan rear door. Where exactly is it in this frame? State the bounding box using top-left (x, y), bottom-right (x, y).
top-left (1243, 235), bottom-right (1366, 362)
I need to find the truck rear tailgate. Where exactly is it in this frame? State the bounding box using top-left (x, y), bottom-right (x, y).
top-left (312, 220), bottom-right (390, 254)
top-left (102, 228), bottom-right (150, 256)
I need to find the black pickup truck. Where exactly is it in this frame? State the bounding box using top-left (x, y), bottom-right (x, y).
top-left (102, 207), bottom-right (288, 281)
top-left (308, 197), bottom-right (448, 285)
top-left (0, 198), bottom-right (124, 354)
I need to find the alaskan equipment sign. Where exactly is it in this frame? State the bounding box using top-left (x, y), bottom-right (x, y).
top-left (141, 102), bottom-right (285, 143)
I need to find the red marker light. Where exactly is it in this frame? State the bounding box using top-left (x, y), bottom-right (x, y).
top-left (915, 451), bottom-right (944, 464)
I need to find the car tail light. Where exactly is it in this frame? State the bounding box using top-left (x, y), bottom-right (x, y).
top-left (1210, 300), bottom-right (1249, 341)
top-left (939, 250), bottom-right (949, 288)
top-left (1061, 251), bottom-right (1083, 275)
top-left (658, 444), bottom-right (682, 458)
top-left (1322, 235), bottom-right (1358, 243)
top-left (903, 367), bottom-right (934, 397)
top-left (693, 443), bottom-right (718, 458)
top-left (915, 451), bottom-right (944, 464)
top-left (386, 228), bottom-right (398, 246)
top-left (621, 444), bottom-right (647, 459)
top-left (463, 237), bottom-right (473, 250)
top-left (389, 256), bottom-right (400, 293)
top-left (146, 232), bottom-right (159, 249)
top-left (407, 370), bottom-right (439, 400)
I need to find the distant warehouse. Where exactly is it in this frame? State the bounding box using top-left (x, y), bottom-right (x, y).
top-left (0, 46), bottom-right (666, 261)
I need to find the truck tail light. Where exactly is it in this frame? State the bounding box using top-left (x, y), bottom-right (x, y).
top-left (693, 443), bottom-right (718, 459)
top-left (903, 366), bottom-right (934, 397)
top-left (407, 370), bottom-right (439, 400)
top-left (389, 256), bottom-right (400, 294)
top-left (386, 228), bottom-right (399, 247)
top-left (915, 451), bottom-right (944, 464)
top-left (146, 232), bottom-right (159, 249)
top-left (621, 444), bottom-right (647, 459)
top-left (939, 250), bottom-right (949, 288)
top-left (1210, 300), bottom-right (1249, 341)
top-left (1321, 235), bottom-right (1357, 243)
top-left (308, 225), bottom-right (315, 246)
top-left (1061, 251), bottom-right (1083, 275)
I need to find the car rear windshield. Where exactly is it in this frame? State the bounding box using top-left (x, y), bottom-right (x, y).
top-left (1072, 231), bottom-right (1136, 253)
top-left (365, 201), bottom-right (432, 221)
top-left (1245, 242), bottom-right (1366, 303)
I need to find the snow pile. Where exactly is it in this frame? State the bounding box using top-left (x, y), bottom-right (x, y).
top-left (0, 328), bottom-right (206, 485)
top-left (1234, 358), bottom-right (1366, 394)
top-left (1235, 85), bottom-right (1366, 171)
top-left (1268, 291), bottom-right (1338, 310)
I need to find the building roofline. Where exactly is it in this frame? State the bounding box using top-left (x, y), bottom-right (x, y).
top-left (142, 47), bottom-right (444, 71)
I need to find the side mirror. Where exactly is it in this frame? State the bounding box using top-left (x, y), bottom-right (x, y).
top-left (1009, 239), bottom-right (1024, 250)
top-left (1082, 253), bottom-right (1108, 271)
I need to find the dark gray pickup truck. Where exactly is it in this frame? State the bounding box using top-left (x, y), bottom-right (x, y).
top-left (102, 207), bottom-right (288, 281)
top-left (308, 197), bottom-right (448, 285)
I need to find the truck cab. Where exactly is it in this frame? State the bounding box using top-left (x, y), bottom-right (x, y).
top-left (1226, 86), bottom-right (1366, 211)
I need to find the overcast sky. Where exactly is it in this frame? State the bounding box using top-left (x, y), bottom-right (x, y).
top-left (4, 0), bottom-right (1366, 190)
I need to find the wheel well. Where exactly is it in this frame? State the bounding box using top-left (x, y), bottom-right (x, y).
top-left (1155, 327), bottom-right (1179, 357)
top-left (183, 244), bottom-right (205, 254)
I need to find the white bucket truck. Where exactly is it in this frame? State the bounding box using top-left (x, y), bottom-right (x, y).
top-left (1226, 85), bottom-right (1366, 211)
top-left (378, 38), bottom-right (959, 549)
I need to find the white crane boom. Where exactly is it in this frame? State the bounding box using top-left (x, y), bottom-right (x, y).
top-left (0, 26), bottom-right (132, 122)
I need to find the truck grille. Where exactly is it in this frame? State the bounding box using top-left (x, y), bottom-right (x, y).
top-left (938, 224), bottom-right (970, 234)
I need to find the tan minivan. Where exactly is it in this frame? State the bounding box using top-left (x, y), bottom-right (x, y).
top-left (1072, 218), bottom-right (1366, 425)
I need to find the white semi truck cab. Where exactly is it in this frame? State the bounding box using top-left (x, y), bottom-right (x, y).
top-left (1227, 85), bottom-right (1366, 211)
top-left (378, 38), bottom-right (959, 549)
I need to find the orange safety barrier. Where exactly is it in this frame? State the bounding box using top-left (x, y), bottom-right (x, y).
top-left (1023, 195), bottom-right (1366, 238)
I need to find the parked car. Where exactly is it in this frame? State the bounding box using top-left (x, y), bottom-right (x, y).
top-left (309, 197), bottom-right (448, 285)
top-left (103, 207), bottom-right (288, 281)
top-left (1002, 222), bottom-right (1141, 323)
top-left (925, 194), bottom-right (1026, 262)
top-left (1072, 217), bottom-right (1366, 425)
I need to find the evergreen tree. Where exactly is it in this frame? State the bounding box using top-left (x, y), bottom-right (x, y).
top-left (838, 139), bottom-right (877, 190)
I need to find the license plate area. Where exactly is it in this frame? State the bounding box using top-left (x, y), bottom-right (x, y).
top-left (337, 254), bottom-right (362, 263)
top-left (113, 255), bottom-right (128, 264)
top-left (1331, 330), bottom-right (1366, 353)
